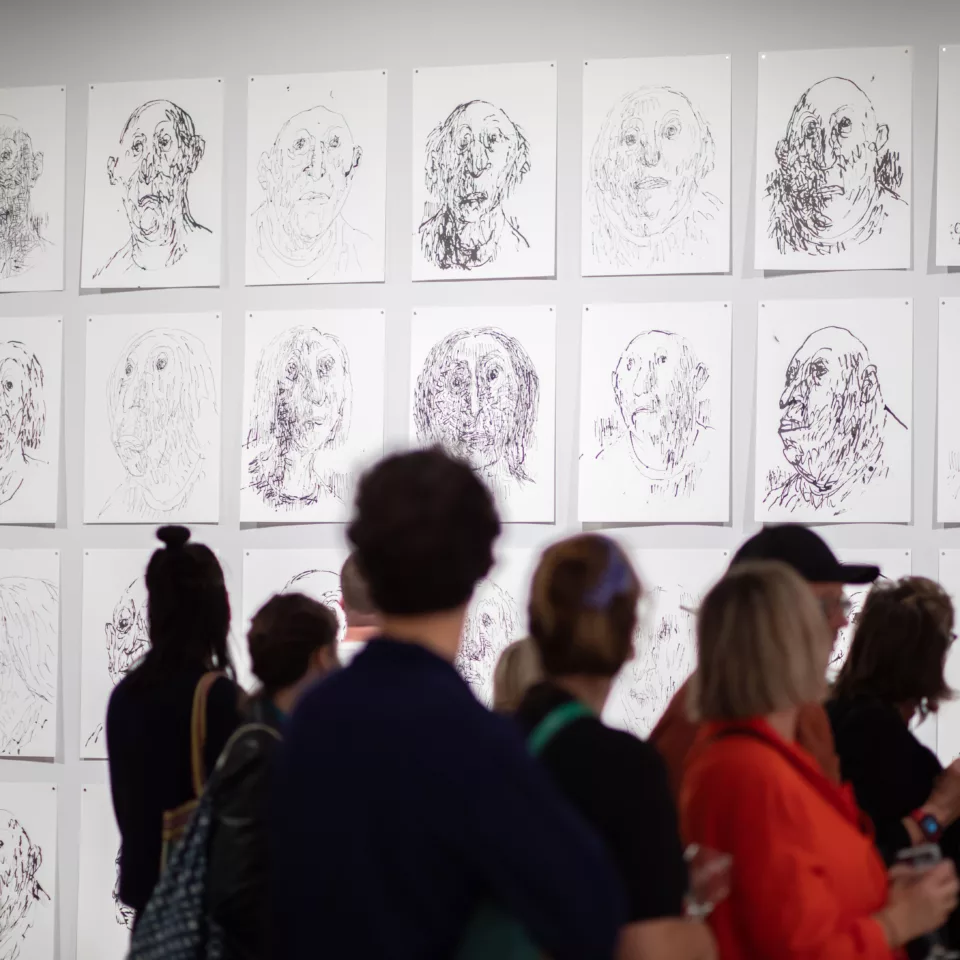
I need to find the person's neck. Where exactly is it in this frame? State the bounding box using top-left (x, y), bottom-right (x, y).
top-left (263, 201), bottom-right (338, 264)
top-left (130, 211), bottom-right (191, 270)
top-left (345, 611), bottom-right (380, 630)
top-left (140, 448), bottom-right (203, 508)
top-left (449, 206), bottom-right (505, 257)
top-left (764, 707), bottom-right (799, 742)
top-left (271, 675), bottom-right (316, 717)
top-left (627, 430), bottom-right (694, 479)
top-left (278, 447), bottom-right (319, 500)
top-left (551, 674), bottom-right (613, 715)
top-left (379, 607), bottom-right (467, 664)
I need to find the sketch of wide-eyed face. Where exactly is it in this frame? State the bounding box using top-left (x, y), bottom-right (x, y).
top-left (107, 100), bottom-right (204, 244)
top-left (613, 331), bottom-right (707, 469)
top-left (776, 78), bottom-right (889, 241)
top-left (457, 579), bottom-right (521, 699)
top-left (0, 118), bottom-right (43, 231)
top-left (593, 88), bottom-right (712, 238)
top-left (778, 326), bottom-right (882, 490)
top-left (428, 101), bottom-right (528, 224)
top-left (283, 569), bottom-right (347, 641)
top-left (107, 329), bottom-right (215, 486)
top-left (105, 579), bottom-right (149, 684)
top-left (0, 341), bottom-right (44, 464)
top-left (0, 812), bottom-right (43, 936)
top-left (260, 106), bottom-right (361, 245)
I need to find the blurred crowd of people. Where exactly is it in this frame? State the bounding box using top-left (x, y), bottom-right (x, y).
top-left (106, 446), bottom-right (960, 960)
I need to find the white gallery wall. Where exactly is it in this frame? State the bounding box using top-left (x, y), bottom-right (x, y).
top-left (4, 0), bottom-right (960, 955)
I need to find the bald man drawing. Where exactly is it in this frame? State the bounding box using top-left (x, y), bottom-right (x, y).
top-left (251, 105), bottom-right (373, 282)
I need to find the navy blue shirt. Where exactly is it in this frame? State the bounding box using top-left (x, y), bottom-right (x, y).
top-left (272, 638), bottom-right (624, 960)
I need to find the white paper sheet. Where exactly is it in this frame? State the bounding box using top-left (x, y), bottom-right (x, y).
top-left (603, 547), bottom-right (729, 739)
top-left (581, 55), bottom-right (731, 277)
top-left (409, 305), bottom-right (556, 523)
top-left (754, 298), bottom-right (912, 523)
top-left (240, 548), bottom-right (349, 689)
top-left (0, 86), bottom-right (66, 293)
top-left (77, 784), bottom-right (133, 960)
top-left (0, 782), bottom-right (57, 960)
top-left (0, 316), bottom-right (62, 525)
top-left (578, 301), bottom-right (731, 522)
top-left (240, 310), bottom-right (384, 524)
top-left (937, 550), bottom-right (960, 763)
top-left (245, 70), bottom-right (387, 286)
top-left (84, 313), bottom-right (222, 524)
top-left (0, 550), bottom-right (58, 761)
top-left (458, 548), bottom-right (534, 707)
top-left (938, 300), bottom-right (960, 520)
top-left (754, 46), bottom-right (912, 271)
top-left (80, 77), bottom-right (224, 289)
top-left (937, 48), bottom-right (960, 265)
top-left (411, 61), bottom-right (557, 281)
top-left (80, 549), bottom-right (153, 758)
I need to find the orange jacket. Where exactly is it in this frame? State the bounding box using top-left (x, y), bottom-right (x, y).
top-left (649, 678), bottom-right (841, 801)
top-left (680, 718), bottom-right (900, 960)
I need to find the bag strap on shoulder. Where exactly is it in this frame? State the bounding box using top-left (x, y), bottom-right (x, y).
top-left (527, 700), bottom-right (594, 756)
top-left (190, 671), bottom-right (224, 799)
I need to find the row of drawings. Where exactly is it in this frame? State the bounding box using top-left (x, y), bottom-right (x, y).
top-left (7, 43), bottom-right (960, 292)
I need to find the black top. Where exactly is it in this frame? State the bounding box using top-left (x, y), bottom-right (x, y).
top-left (271, 638), bottom-right (625, 960)
top-left (106, 664), bottom-right (241, 915)
top-left (516, 682), bottom-right (688, 923)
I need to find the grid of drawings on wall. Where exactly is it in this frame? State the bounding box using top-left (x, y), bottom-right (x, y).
top-left (0, 85), bottom-right (66, 293)
top-left (602, 547), bottom-right (729, 740)
top-left (239, 309), bottom-right (385, 524)
top-left (754, 298), bottom-right (913, 525)
top-left (754, 46), bottom-right (913, 272)
top-left (0, 782), bottom-right (57, 960)
top-left (84, 313), bottom-right (223, 524)
top-left (578, 301), bottom-right (732, 523)
top-left (77, 784), bottom-right (134, 960)
top-left (0, 550), bottom-right (59, 760)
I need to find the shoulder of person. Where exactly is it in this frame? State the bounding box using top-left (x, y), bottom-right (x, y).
top-left (828, 696), bottom-right (906, 741)
top-left (215, 723), bottom-right (280, 784)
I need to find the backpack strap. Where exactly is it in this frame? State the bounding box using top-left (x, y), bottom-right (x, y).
top-left (527, 700), bottom-right (594, 756)
top-left (189, 671), bottom-right (224, 799)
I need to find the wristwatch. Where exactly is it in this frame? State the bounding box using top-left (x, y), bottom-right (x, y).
top-left (910, 809), bottom-right (943, 843)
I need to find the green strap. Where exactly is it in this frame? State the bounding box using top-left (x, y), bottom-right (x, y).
top-left (527, 700), bottom-right (594, 756)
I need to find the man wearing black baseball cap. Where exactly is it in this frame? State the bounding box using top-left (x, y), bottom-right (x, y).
top-left (650, 524), bottom-right (878, 800)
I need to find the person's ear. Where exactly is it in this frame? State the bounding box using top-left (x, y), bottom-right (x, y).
top-left (184, 133), bottom-right (205, 174)
top-left (774, 137), bottom-right (789, 166)
top-left (107, 155), bottom-right (119, 186)
top-left (875, 123), bottom-right (890, 153)
top-left (346, 145), bottom-right (362, 181)
top-left (692, 362), bottom-right (709, 393)
top-left (860, 364), bottom-right (880, 405)
top-left (257, 150), bottom-right (273, 192)
top-left (30, 151), bottom-right (44, 184)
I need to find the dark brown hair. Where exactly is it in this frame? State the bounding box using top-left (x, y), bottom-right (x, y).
top-left (247, 592), bottom-right (338, 695)
top-left (528, 534), bottom-right (641, 678)
top-left (833, 577), bottom-right (955, 710)
top-left (340, 553), bottom-right (376, 615)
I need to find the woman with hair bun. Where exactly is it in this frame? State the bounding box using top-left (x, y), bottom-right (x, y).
top-left (106, 525), bottom-right (242, 926)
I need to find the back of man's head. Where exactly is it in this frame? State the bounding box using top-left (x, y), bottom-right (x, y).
top-left (347, 447), bottom-right (501, 617)
top-left (340, 553), bottom-right (378, 625)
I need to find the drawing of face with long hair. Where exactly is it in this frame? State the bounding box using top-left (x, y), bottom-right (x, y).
top-left (426, 101), bottom-right (530, 226)
top-left (457, 579), bottom-right (521, 702)
top-left (613, 331), bottom-right (708, 474)
top-left (592, 87), bottom-right (714, 239)
top-left (0, 119), bottom-right (43, 235)
top-left (775, 78), bottom-right (890, 243)
top-left (0, 812), bottom-right (46, 945)
top-left (415, 328), bottom-right (538, 482)
top-left (107, 100), bottom-right (205, 245)
top-left (283, 569), bottom-right (347, 641)
top-left (259, 106), bottom-right (361, 246)
top-left (107, 329), bottom-right (216, 487)
top-left (778, 326), bottom-right (884, 494)
top-left (105, 579), bottom-right (149, 684)
top-left (0, 341), bottom-right (44, 468)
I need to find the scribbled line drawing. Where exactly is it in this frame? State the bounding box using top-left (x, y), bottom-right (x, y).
top-left (456, 579), bottom-right (522, 706)
top-left (419, 101), bottom-right (531, 271)
top-left (0, 578), bottom-right (56, 757)
top-left (766, 77), bottom-right (906, 258)
top-left (829, 581), bottom-right (886, 678)
top-left (415, 327), bottom-right (539, 495)
top-left (93, 100), bottom-right (212, 284)
top-left (283, 569), bottom-right (346, 641)
top-left (0, 116), bottom-right (50, 281)
top-left (0, 341), bottom-right (46, 510)
top-left (245, 326), bottom-right (352, 512)
top-left (100, 328), bottom-right (218, 521)
top-left (614, 586), bottom-right (698, 739)
top-left (588, 87), bottom-right (721, 270)
top-left (252, 106), bottom-right (373, 282)
top-left (85, 577), bottom-right (148, 749)
top-left (112, 851), bottom-right (134, 929)
top-left (593, 330), bottom-right (712, 498)
top-left (764, 326), bottom-right (908, 516)
top-left (0, 811), bottom-right (50, 960)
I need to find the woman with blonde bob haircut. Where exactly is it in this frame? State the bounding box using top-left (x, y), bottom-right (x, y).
top-left (514, 533), bottom-right (716, 960)
top-left (682, 561), bottom-right (958, 960)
